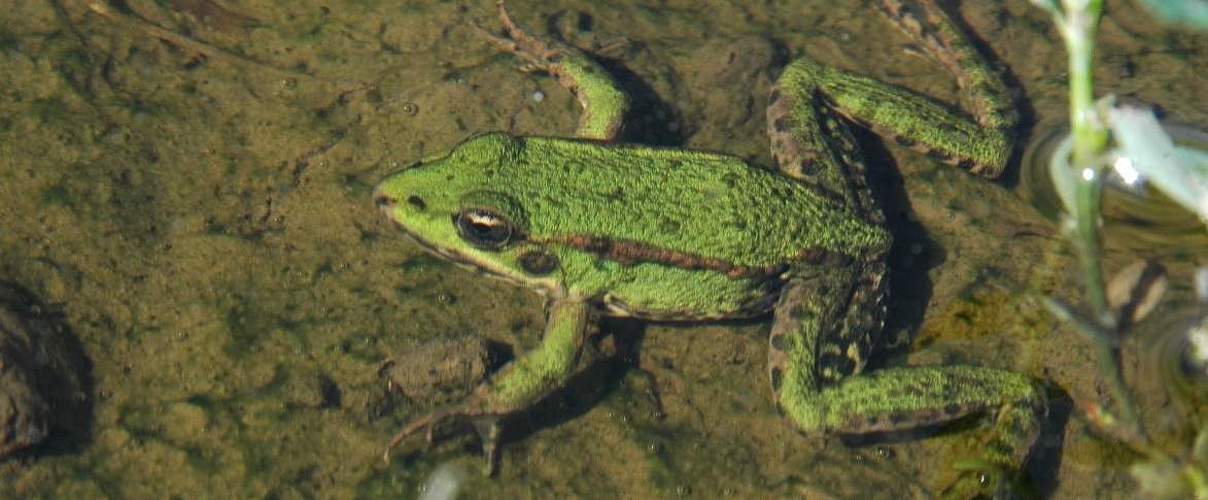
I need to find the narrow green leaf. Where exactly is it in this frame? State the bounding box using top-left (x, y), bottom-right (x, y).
top-left (1107, 105), bottom-right (1208, 226)
top-left (1138, 0), bottom-right (1208, 29)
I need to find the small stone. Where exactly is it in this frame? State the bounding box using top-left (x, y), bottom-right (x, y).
top-left (380, 337), bottom-right (501, 405)
top-left (0, 281), bottom-right (90, 460)
top-left (1106, 259), bottom-right (1166, 323)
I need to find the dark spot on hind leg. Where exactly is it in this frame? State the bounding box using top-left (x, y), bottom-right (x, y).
top-left (772, 116), bottom-right (790, 133)
top-left (770, 333), bottom-right (787, 351)
top-left (800, 159), bottom-right (817, 177)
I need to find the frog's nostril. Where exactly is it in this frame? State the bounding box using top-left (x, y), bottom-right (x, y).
top-left (374, 193), bottom-right (396, 209)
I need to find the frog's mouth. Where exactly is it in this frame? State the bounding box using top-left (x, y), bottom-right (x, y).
top-left (386, 219), bottom-right (480, 271)
top-left (374, 194), bottom-right (469, 264)
top-left (382, 213), bottom-right (538, 289)
top-left (375, 189), bottom-right (536, 285)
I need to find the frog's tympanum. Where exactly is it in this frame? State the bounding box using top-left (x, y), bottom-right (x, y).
top-left (375, 1), bottom-right (1045, 495)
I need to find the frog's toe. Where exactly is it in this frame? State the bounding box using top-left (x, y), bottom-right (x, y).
top-left (382, 406), bottom-right (464, 462)
top-left (471, 415), bottom-right (503, 476)
top-left (489, 0), bottom-right (568, 68)
top-left (381, 406), bottom-right (507, 475)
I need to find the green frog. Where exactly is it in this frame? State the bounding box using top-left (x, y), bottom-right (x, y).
top-left (374, 1), bottom-right (1045, 496)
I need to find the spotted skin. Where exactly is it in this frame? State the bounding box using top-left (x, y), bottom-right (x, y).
top-left (378, 1), bottom-right (1043, 496)
top-left (762, 2), bottom-right (1040, 496)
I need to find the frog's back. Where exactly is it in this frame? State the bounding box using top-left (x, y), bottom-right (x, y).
top-left (507, 136), bottom-right (886, 270)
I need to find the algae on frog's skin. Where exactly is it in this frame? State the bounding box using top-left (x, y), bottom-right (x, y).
top-left (0, 1), bottom-right (1205, 499)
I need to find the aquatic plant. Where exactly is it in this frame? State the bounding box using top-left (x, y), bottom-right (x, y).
top-left (1031, 0), bottom-right (1208, 497)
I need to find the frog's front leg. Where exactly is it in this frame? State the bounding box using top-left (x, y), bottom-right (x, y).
top-left (485, 1), bottom-right (629, 142)
top-left (768, 267), bottom-right (1046, 497)
top-left (386, 299), bottom-right (593, 473)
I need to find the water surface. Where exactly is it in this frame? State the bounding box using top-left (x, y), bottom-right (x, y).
top-left (1, 1), bottom-right (1205, 498)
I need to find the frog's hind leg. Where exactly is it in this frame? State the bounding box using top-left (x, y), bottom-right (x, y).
top-left (484, 1), bottom-right (629, 142)
top-left (768, 268), bottom-right (1045, 495)
top-left (769, 0), bottom-right (1015, 181)
top-left (767, 78), bottom-right (885, 225)
top-left (878, 0), bottom-right (1018, 135)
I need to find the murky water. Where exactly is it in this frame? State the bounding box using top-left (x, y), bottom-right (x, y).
top-left (1, 1), bottom-right (1205, 498)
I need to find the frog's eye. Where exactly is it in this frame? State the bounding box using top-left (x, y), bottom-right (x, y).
top-left (454, 208), bottom-right (514, 250)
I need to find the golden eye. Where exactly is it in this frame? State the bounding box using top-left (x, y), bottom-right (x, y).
top-left (454, 208), bottom-right (513, 250)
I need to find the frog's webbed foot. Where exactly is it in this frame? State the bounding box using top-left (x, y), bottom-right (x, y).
top-left (480, 0), bottom-right (629, 142)
top-left (486, 3), bottom-right (629, 71)
top-left (384, 406), bottom-right (453, 453)
top-left (481, 1), bottom-right (560, 74)
top-left (383, 401), bottom-right (505, 475)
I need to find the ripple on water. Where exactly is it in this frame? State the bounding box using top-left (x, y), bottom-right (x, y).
top-left (1019, 122), bottom-right (1208, 254)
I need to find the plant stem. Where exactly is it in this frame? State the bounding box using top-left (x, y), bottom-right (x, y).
top-left (1062, 0), bottom-right (1112, 323)
top-left (1094, 335), bottom-right (1143, 437)
top-left (1058, 0), bottom-right (1146, 438)
top-left (1045, 296), bottom-right (1143, 439)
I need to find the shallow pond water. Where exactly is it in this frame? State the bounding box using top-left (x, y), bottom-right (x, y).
top-left (1, 1), bottom-right (1206, 498)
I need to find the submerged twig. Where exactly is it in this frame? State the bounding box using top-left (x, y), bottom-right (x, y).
top-left (1045, 297), bottom-right (1144, 439)
top-left (86, 1), bottom-right (340, 86)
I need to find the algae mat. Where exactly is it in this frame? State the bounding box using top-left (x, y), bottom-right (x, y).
top-left (1, 1), bottom-right (1206, 498)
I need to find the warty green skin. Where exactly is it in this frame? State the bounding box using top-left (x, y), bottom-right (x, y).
top-left (376, 1), bottom-right (1046, 496)
top-left (381, 132), bottom-right (888, 317)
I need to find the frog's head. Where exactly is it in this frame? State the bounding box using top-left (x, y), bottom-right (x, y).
top-left (374, 133), bottom-right (561, 290)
